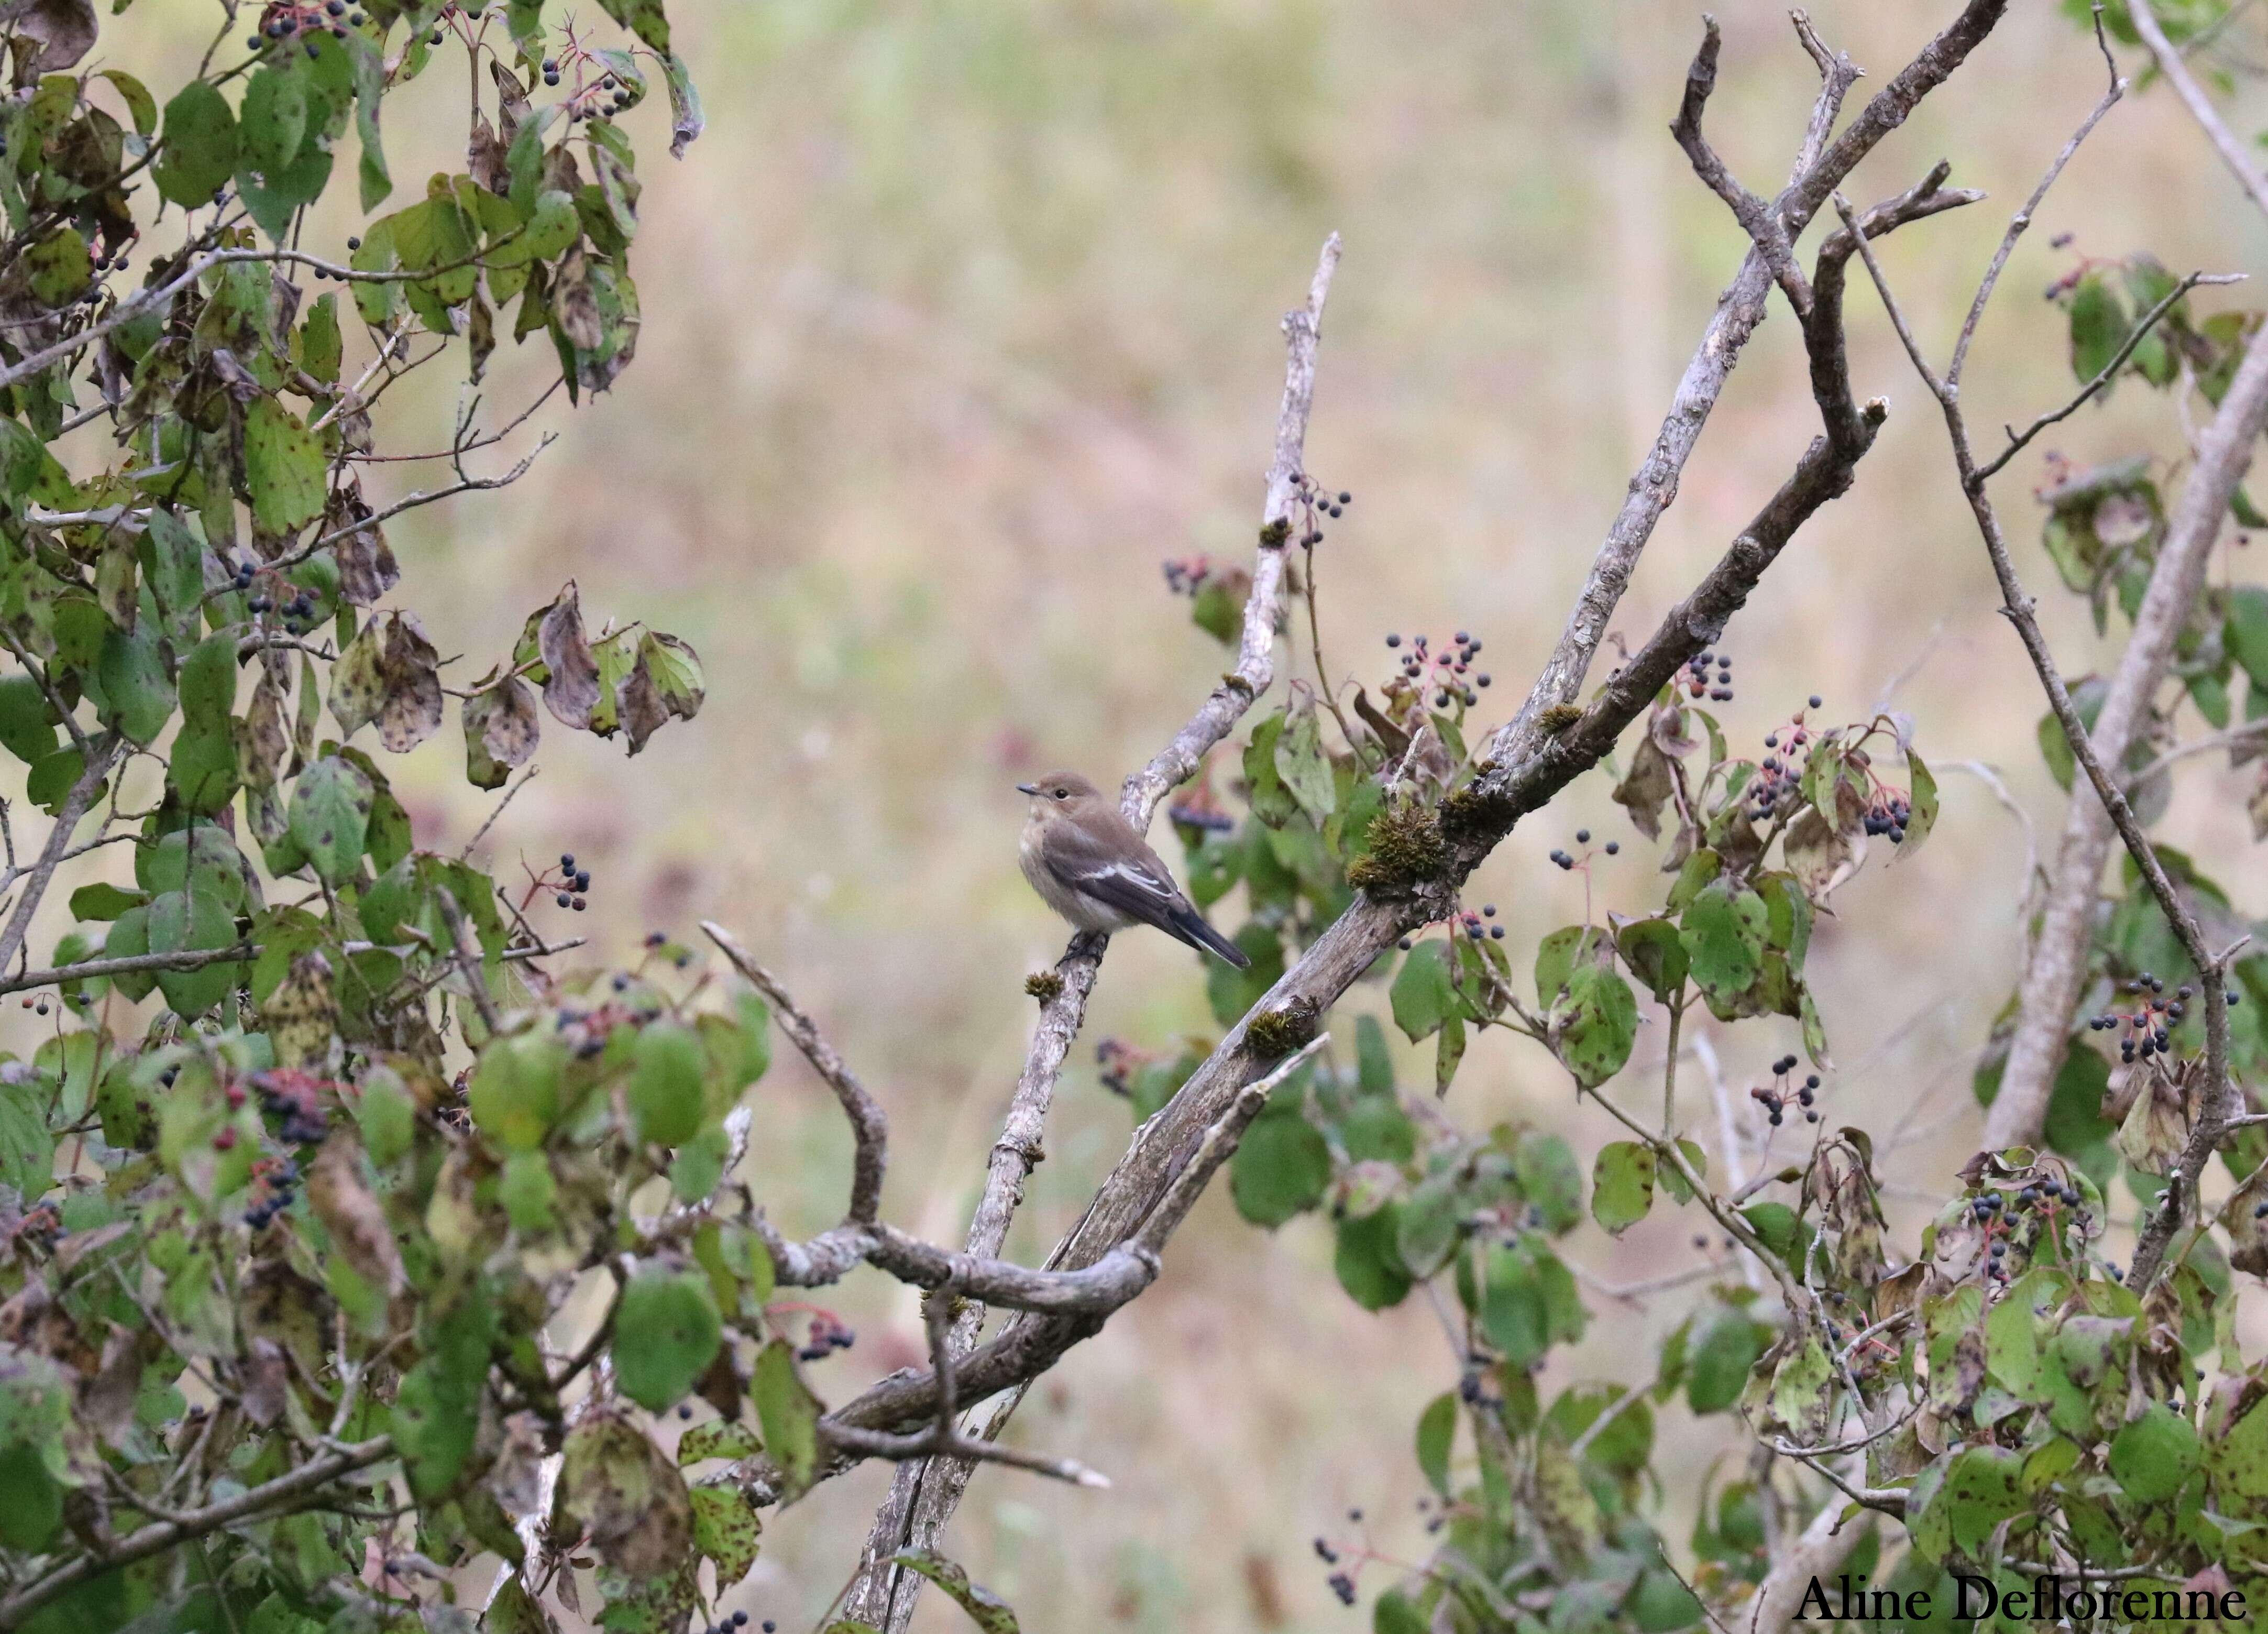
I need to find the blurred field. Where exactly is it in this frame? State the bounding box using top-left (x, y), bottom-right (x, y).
top-left (23, 0), bottom-right (2268, 1627)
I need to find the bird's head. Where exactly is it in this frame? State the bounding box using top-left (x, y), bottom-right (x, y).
top-left (1017, 770), bottom-right (1105, 823)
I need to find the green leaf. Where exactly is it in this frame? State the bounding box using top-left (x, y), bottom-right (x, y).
top-left (752, 1340), bottom-right (822, 1499)
top-left (1679, 881), bottom-right (1766, 1002)
top-left (1900, 747), bottom-right (1939, 855)
top-left (630, 1019), bottom-right (706, 1147)
top-left (468, 1030), bottom-right (565, 1150)
top-left (1390, 938), bottom-right (1455, 1041)
top-left (1229, 1111), bottom-right (1329, 1227)
top-left (356, 1068), bottom-right (417, 1167)
top-left (286, 754), bottom-right (373, 882)
top-left (1334, 1205), bottom-right (1412, 1310)
top-left (244, 399), bottom-right (328, 533)
top-left (1513, 1131), bottom-right (1583, 1233)
top-left (97, 621), bottom-right (173, 744)
top-left (1591, 1140), bottom-right (1655, 1234)
top-left (1414, 1391), bottom-right (1456, 1496)
top-left (1615, 916), bottom-right (1688, 1004)
top-left (690, 1481), bottom-right (763, 1587)
top-left (612, 1265), bottom-right (723, 1412)
top-left (0, 675), bottom-right (57, 766)
top-left (678, 1419), bottom-right (763, 1464)
top-left (2229, 585), bottom-right (2268, 690)
top-left (500, 1150), bottom-right (557, 1232)
top-left (1686, 1309), bottom-right (1766, 1414)
top-left (1534, 924), bottom-right (1588, 1006)
top-left (2067, 270), bottom-right (2128, 383)
top-left (168, 632), bottom-right (239, 813)
top-left (1478, 1240), bottom-right (1547, 1365)
top-left (155, 81), bottom-right (238, 207)
top-left (0, 1080), bottom-right (54, 1202)
top-left (350, 31), bottom-right (390, 208)
top-left (1273, 699), bottom-right (1336, 824)
top-left (98, 69), bottom-right (158, 136)
top-left (23, 229), bottom-right (90, 309)
top-left (887, 1549), bottom-right (1019, 1634)
top-left (147, 889), bottom-right (243, 1015)
top-left (1559, 964), bottom-right (1636, 1088)
top-left (239, 65), bottom-right (309, 174)
top-left (2108, 1401), bottom-right (2200, 1503)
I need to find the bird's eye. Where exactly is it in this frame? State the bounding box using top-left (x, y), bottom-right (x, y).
top-left (1053, 788), bottom-right (1069, 800)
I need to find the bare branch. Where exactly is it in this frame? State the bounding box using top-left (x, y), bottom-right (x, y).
top-left (0, 943), bottom-right (254, 998)
top-left (1838, 73), bottom-right (2267, 1261)
top-left (2127, 0), bottom-right (2268, 223)
top-left (1489, 0), bottom-right (2009, 775)
top-left (1976, 270), bottom-right (2241, 479)
top-left (0, 1436), bottom-right (395, 1630)
top-left (702, 921), bottom-right (889, 1225)
top-left (843, 235), bottom-right (1341, 1629)
top-left (433, 887), bottom-right (505, 1038)
top-left (0, 736), bottom-right (120, 980)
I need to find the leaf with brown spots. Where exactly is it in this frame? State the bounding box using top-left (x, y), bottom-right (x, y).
top-left (307, 1132), bottom-right (404, 1297)
top-left (463, 671), bottom-right (541, 789)
top-left (535, 582), bottom-right (602, 728)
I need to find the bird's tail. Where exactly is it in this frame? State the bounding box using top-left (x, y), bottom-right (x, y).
top-left (1171, 903), bottom-right (1251, 968)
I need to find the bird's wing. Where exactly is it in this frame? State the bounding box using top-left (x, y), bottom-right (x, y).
top-left (1057, 841), bottom-right (1194, 930)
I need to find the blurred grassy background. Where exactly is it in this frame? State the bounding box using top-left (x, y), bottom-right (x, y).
top-left (32, 0), bottom-right (2268, 1626)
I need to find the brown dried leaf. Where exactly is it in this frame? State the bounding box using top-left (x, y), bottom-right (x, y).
top-left (332, 611), bottom-right (442, 753)
top-left (0, 0), bottom-right (96, 71)
top-left (237, 665), bottom-right (291, 789)
top-left (1783, 805), bottom-right (1864, 904)
top-left (261, 951), bottom-right (338, 1072)
top-left (536, 582), bottom-right (602, 728)
top-left (554, 244), bottom-right (602, 352)
top-left (554, 1412), bottom-right (693, 1577)
top-left (469, 111), bottom-right (510, 195)
top-left (464, 673), bottom-right (541, 789)
top-left (1610, 736), bottom-right (1672, 841)
top-left (307, 1132), bottom-right (405, 1297)
top-left (328, 483), bottom-right (400, 607)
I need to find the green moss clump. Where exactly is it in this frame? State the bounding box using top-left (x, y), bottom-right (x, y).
top-left (1346, 797), bottom-right (1449, 894)
top-left (1024, 970), bottom-right (1064, 1004)
top-left (1538, 704), bottom-right (1583, 735)
top-left (1259, 518), bottom-right (1291, 549)
top-left (1440, 767), bottom-right (1518, 845)
top-left (1245, 997), bottom-right (1320, 1059)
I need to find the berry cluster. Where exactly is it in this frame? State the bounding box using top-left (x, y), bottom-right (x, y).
top-left (549, 851), bottom-right (593, 912)
top-left (1290, 474), bottom-right (1351, 547)
top-left (247, 1), bottom-right (361, 57)
top-left (1311, 1508), bottom-right (1367, 1606)
top-left (1383, 630), bottom-right (1489, 708)
top-left (553, 1000), bottom-right (631, 1060)
top-left (1682, 647), bottom-right (1735, 703)
top-left (1748, 706), bottom-right (1819, 819)
top-left (696, 1614), bottom-right (756, 1634)
top-left (1967, 1179), bottom-right (2088, 1286)
top-left (1094, 1036), bottom-right (1154, 1098)
top-left (1747, 1055), bottom-right (1821, 1127)
top-left (1454, 903), bottom-right (1505, 942)
top-left (247, 577), bottom-right (322, 632)
top-left (250, 1070), bottom-right (332, 1145)
top-left (243, 1155), bottom-right (301, 1231)
top-left (795, 1310), bottom-right (855, 1364)
top-left (1862, 791), bottom-right (1913, 843)
top-left (2087, 974), bottom-right (2191, 1063)
top-left (1160, 555), bottom-right (1221, 595)
top-left (1546, 828), bottom-right (1617, 871)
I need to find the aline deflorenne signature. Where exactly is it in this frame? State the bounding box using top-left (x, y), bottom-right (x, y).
top-left (1792, 1573), bottom-right (2249, 1624)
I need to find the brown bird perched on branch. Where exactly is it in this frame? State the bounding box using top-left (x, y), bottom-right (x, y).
top-left (1017, 771), bottom-right (1251, 967)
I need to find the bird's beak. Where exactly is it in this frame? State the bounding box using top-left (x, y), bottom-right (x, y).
top-left (1015, 783), bottom-right (1039, 796)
